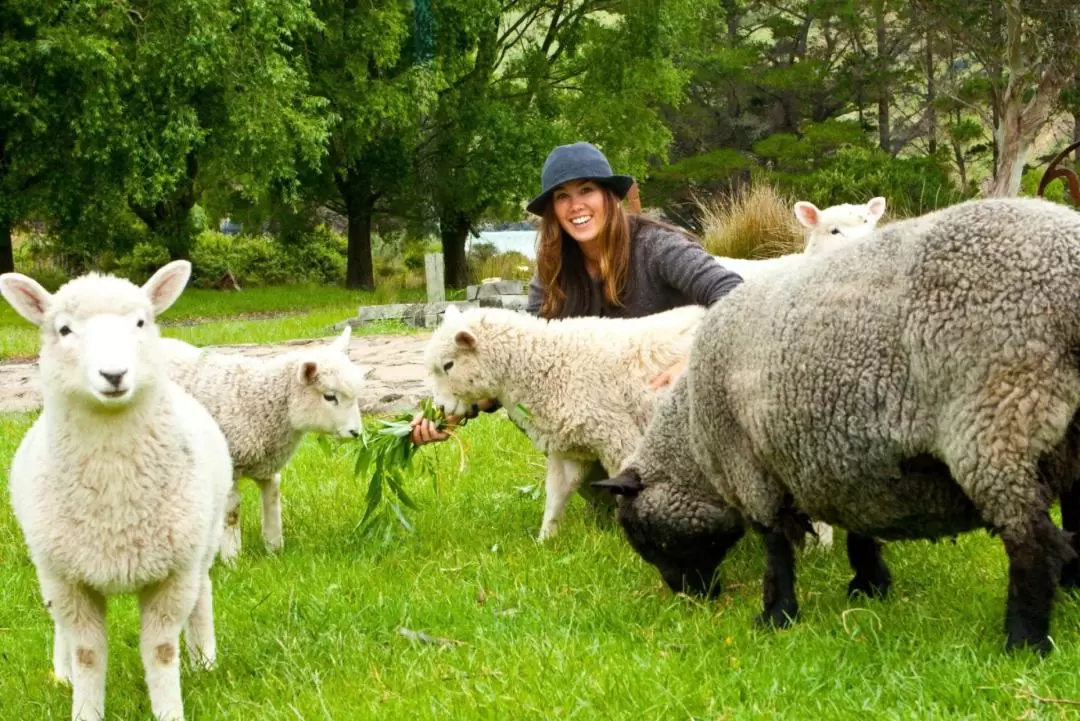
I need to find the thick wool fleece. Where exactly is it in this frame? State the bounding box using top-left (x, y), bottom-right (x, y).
top-left (426, 303), bottom-right (707, 539)
top-left (678, 197), bottom-right (1080, 650)
top-left (161, 335), bottom-right (366, 561)
top-left (4, 267), bottom-right (232, 721)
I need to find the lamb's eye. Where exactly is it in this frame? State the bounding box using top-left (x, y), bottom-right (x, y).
top-left (58, 325), bottom-right (72, 337)
top-left (443, 361), bottom-right (454, 373)
top-left (136, 319), bottom-right (145, 328)
top-left (829, 228), bottom-right (842, 235)
top-left (323, 392), bottom-right (338, 403)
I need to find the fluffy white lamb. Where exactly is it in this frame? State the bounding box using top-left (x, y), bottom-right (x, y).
top-left (161, 327), bottom-right (367, 564)
top-left (713, 196), bottom-right (886, 282)
top-left (424, 303), bottom-right (706, 540)
top-left (1, 261), bottom-right (233, 721)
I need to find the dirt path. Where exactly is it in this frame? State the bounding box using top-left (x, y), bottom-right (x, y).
top-left (0, 333), bottom-right (433, 415)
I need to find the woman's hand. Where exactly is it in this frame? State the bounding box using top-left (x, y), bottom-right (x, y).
top-left (409, 397), bottom-right (501, 445)
top-left (649, 358), bottom-right (688, 390)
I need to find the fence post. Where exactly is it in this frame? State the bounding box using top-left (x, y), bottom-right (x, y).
top-left (425, 251), bottom-right (445, 303)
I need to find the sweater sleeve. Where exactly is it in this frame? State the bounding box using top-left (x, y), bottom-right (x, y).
top-left (649, 227), bottom-right (743, 306)
top-left (526, 271), bottom-right (543, 316)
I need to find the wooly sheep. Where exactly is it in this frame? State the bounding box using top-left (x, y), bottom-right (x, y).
top-left (596, 197), bottom-right (1080, 654)
top-left (424, 303), bottom-right (706, 541)
top-left (161, 327), bottom-right (366, 564)
top-left (1, 261), bottom-right (233, 721)
top-left (713, 197), bottom-right (887, 283)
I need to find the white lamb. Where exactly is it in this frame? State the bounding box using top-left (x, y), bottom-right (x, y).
top-left (160, 327), bottom-right (367, 564)
top-left (1, 261), bottom-right (232, 721)
top-left (424, 303), bottom-right (706, 541)
top-left (713, 197), bottom-right (887, 282)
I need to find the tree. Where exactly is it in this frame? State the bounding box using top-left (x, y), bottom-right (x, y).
top-left (914, 0), bottom-right (1080, 197)
top-left (0, 1), bottom-right (120, 273)
top-left (300, 0), bottom-right (437, 290)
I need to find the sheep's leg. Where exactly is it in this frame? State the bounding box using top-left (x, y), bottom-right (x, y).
top-left (257, 472), bottom-right (284, 554)
top-left (139, 572), bottom-right (201, 721)
top-left (37, 579), bottom-right (72, 684)
top-left (218, 481), bottom-right (243, 565)
top-left (182, 571), bottom-right (216, 671)
top-left (1059, 482), bottom-right (1080, 591)
top-left (539, 456), bottom-right (586, 541)
top-left (846, 532), bottom-right (891, 600)
top-left (42, 577), bottom-right (107, 721)
top-left (754, 528), bottom-right (799, 629)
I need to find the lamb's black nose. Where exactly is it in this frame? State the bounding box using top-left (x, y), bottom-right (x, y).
top-left (99, 370), bottom-right (127, 388)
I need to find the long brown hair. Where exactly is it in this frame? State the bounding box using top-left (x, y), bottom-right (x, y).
top-left (536, 186), bottom-right (632, 319)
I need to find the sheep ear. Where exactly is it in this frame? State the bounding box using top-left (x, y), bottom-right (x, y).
top-left (454, 329), bottom-right (477, 349)
top-left (443, 305), bottom-right (462, 324)
top-left (793, 201), bottom-right (820, 229)
top-left (0, 273), bottom-right (53, 326)
top-left (591, 471), bottom-right (643, 498)
top-left (142, 260), bottom-right (192, 315)
top-left (866, 196), bottom-right (887, 221)
top-left (330, 325), bottom-right (351, 352)
top-left (298, 360), bottom-right (319, 385)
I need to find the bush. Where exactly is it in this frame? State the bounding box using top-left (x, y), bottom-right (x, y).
top-left (762, 146), bottom-right (969, 218)
top-left (115, 242), bottom-right (173, 284)
top-left (697, 184), bottom-right (806, 259)
top-left (188, 225), bottom-right (347, 288)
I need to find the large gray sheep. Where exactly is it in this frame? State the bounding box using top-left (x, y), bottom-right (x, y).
top-left (595, 197), bottom-right (1080, 654)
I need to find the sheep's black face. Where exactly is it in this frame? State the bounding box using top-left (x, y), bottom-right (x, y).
top-left (592, 471), bottom-right (746, 598)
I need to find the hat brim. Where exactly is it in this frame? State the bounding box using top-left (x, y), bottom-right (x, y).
top-left (526, 174), bottom-right (636, 216)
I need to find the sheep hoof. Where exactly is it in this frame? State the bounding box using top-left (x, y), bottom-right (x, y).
top-left (753, 605), bottom-right (798, 629)
top-left (1005, 629), bottom-right (1052, 656)
top-left (847, 572), bottom-right (891, 600)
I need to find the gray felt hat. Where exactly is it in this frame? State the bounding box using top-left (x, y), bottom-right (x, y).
top-left (526, 142), bottom-right (635, 216)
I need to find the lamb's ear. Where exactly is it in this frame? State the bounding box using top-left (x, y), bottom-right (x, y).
top-left (866, 196), bottom-right (887, 221)
top-left (454, 329), bottom-right (477, 350)
top-left (591, 471), bottom-right (644, 498)
top-left (443, 305), bottom-right (462, 324)
top-left (142, 260), bottom-right (192, 315)
top-left (0, 273), bottom-right (53, 326)
top-left (330, 325), bottom-right (351, 352)
top-left (298, 360), bottom-right (319, 385)
top-left (793, 201), bottom-right (820, 229)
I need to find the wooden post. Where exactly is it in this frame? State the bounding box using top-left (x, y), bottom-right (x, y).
top-left (425, 252), bottom-right (445, 303)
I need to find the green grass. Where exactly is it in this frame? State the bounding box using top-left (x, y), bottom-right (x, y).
top-left (4, 411), bottom-right (1080, 719)
top-left (0, 285), bottom-right (426, 361)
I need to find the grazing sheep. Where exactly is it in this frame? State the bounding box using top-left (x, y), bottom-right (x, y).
top-left (596, 197), bottom-right (1080, 654)
top-left (1, 261), bottom-right (233, 720)
top-left (713, 197), bottom-right (887, 283)
top-left (424, 303), bottom-right (706, 540)
top-left (161, 328), bottom-right (366, 564)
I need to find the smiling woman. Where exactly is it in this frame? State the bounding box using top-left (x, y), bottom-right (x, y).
top-left (410, 142), bottom-right (744, 448)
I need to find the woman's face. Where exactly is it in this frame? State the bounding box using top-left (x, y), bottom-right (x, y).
top-left (552, 180), bottom-right (607, 244)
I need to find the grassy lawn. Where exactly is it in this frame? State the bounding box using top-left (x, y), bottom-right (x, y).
top-left (4, 410), bottom-right (1080, 719)
top-left (0, 284), bottom-right (427, 362)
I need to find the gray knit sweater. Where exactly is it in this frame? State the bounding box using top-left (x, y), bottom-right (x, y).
top-left (526, 216), bottom-right (744, 318)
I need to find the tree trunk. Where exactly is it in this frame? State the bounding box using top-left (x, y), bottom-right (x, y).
top-left (130, 152), bottom-right (200, 259)
top-left (337, 167), bottom-right (376, 291)
top-left (925, 23), bottom-right (936, 155)
top-left (0, 216), bottom-right (13, 274)
top-left (988, 101), bottom-right (1026, 197)
top-left (440, 210), bottom-right (471, 289)
top-left (875, 0), bottom-right (890, 153)
top-left (1074, 111), bottom-right (1080, 163)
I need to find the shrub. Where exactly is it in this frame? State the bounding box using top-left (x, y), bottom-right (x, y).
top-left (188, 225), bottom-right (347, 288)
top-left (697, 184), bottom-right (806, 259)
top-left (762, 146), bottom-right (969, 218)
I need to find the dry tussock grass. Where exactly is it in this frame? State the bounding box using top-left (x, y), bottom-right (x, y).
top-left (698, 184), bottom-right (807, 259)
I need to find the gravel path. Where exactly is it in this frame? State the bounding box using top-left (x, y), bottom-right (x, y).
top-left (0, 333), bottom-right (432, 415)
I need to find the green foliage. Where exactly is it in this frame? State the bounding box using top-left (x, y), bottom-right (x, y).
top-left (187, 228), bottom-right (347, 288)
top-left (762, 146), bottom-right (970, 217)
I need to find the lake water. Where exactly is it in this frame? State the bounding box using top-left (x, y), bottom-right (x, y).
top-left (471, 230), bottom-right (539, 260)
